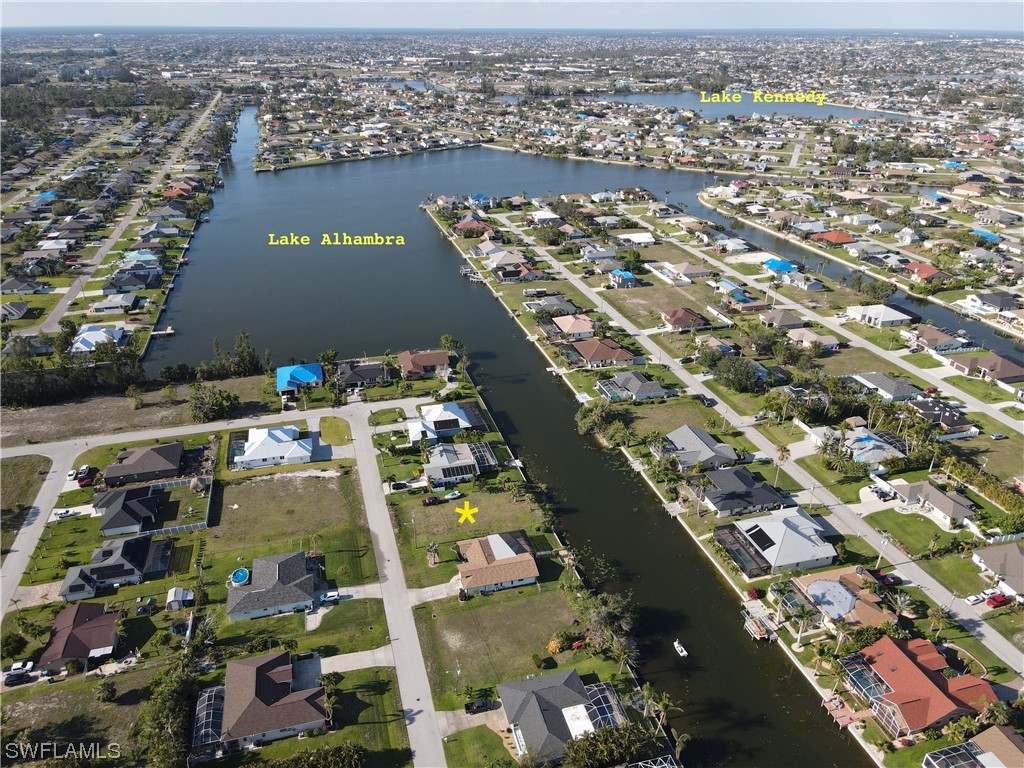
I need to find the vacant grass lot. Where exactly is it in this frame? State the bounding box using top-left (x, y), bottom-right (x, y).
top-left (319, 416), bottom-right (352, 445)
top-left (985, 607), bottom-right (1024, 651)
top-left (0, 455), bottom-right (51, 564)
top-left (219, 667), bottom-right (411, 768)
top-left (206, 470), bottom-right (376, 592)
top-left (363, 378), bottom-right (442, 402)
top-left (602, 284), bottom-right (704, 328)
top-left (864, 509), bottom-right (972, 558)
top-left (918, 555), bottom-right (988, 598)
top-left (946, 411), bottom-right (1024, 481)
top-left (703, 380), bottom-right (764, 417)
top-left (902, 352), bottom-right (945, 369)
top-left (795, 455), bottom-right (871, 504)
top-left (827, 346), bottom-right (932, 390)
top-left (839, 321), bottom-right (906, 351)
top-left (945, 375), bottom-right (1016, 404)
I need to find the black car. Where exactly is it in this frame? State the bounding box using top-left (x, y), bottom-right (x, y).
top-left (464, 699), bottom-right (492, 715)
top-left (695, 394), bottom-right (714, 407)
top-left (4, 672), bottom-right (31, 687)
top-left (421, 496), bottom-right (441, 507)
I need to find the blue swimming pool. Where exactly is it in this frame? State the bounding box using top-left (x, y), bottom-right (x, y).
top-left (230, 568), bottom-right (250, 585)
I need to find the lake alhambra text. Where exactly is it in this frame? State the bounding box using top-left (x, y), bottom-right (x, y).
top-left (267, 232), bottom-right (407, 246)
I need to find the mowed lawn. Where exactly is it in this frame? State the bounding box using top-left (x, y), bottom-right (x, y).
top-left (602, 284), bottom-right (702, 328)
top-left (918, 555), bottom-right (988, 597)
top-left (415, 582), bottom-right (593, 710)
top-left (945, 375), bottom-right (1017, 404)
top-left (864, 508), bottom-right (971, 558)
top-left (206, 468), bottom-right (376, 593)
top-left (442, 725), bottom-right (511, 767)
top-left (0, 455), bottom-right (51, 564)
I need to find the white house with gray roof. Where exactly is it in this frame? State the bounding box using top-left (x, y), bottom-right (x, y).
top-left (226, 552), bottom-right (315, 622)
top-left (659, 425), bottom-right (738, 470)
top-left (849, 372), bottom-right (922, 402)
top-left (721, 507), bottom-right (836, 576)
top-left (596, 371), bottom-right (666, 402)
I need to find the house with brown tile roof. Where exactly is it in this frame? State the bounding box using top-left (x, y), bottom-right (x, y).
top-left (947, 353), bottom-right (1024, 384)
top-left (457, 531), bottom-right (539, 596)
top-left (662, 307), bottom-right (711, 331)
top-left (569, 338), bottom-right (635, 369)
top-left (791, 566), bottom-right (897, 631)
top-left (218, 652), bottom-right (327, 750)
top-left (397, 349), bottom-right (450, 380)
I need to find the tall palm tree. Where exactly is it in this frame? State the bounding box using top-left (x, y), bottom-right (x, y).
top-left (610, 635), bottom-right (638, 675)
top-left (833, 620), bottom-right (851, 654)
top-left (653, 691), bottom-right (683, 726)
top-left (927, 606), bottom-right (950, 633)
top-left (812, 643), bottom-right (834, 676)
top-left (888, 590), bottom-right (914, 621)
top-left (791, 604), bottom-right (817, 649)
top-left (640, 682), bottom-right (657, 718)
top-left (775, 445), bottom-right (790, 486)
top-left (773, 581), bottom-right (791, 624)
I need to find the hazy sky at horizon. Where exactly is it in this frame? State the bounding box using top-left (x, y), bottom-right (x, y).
top-left (3, 1), bottom-right (1023, 32)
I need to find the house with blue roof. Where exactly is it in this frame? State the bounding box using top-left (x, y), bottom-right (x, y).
top-left (276, 363), bottom-right (324, 396)
top-left (972, 230), bottom-right (1002, 243)
top-left (762, 257), bottom-right (798, 276)
top-left (609, 269), bottom-right (638, 289)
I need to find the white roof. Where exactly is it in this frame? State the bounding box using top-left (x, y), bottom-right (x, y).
top-left (236, 425), bottom-right (312, 464)
top-left (850, 304), bottom-right (913, 322)
top-left (562, 703), bottom-right (597, 740)
top-left (734, 507), bottom-right (836, 569)
top-left (421, 402), bottom-right (472, 429)
top-left (70, 325), bottom-right (127, 353)
top-left (616, 232), bottom-right (656, 245)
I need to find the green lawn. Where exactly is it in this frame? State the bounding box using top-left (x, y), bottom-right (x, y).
top-left (442, 725), bottom-right (510, 767)
top-left (826, 346), bottom-right (931, 390)
top-left (945, 410), bottom-right (1024, 482)
top-left (945, 375), bottom-right (1016, 404)
top-left (73, 431), bottom-right (212, 476)
top-left (840, 321), bottom-right (906, 351)
top-left (22, 515), bottom-right (104, 586)
top-left (902, 352), bottom-right (944, 369)
top-left (795, 455), bottom-right (871, 504)
top-left (363, 378), bottom-right (442, 402)
top-left (0, 455), bottom-right (51, 564)
top-left (1001, 405), bottom-right (1024, 421)
top-left (884, 736), bottom-right (955, 768)
top-left (320, 416), bottom-right (352, 445)
top-left (219, 667), bottom-right (411, 768)
top-left (703, 380), bottom-right (764, 417)
top-left (369, 408), bottom-right (408, 427)
top-left (985, 607), bottom-right (1024, 651)
top-left (754, 421), bottom-right (805, 447)
top-left (917, 555), bottom-right (988, 597)
top-left (864, 509), bottom-right (971, 558)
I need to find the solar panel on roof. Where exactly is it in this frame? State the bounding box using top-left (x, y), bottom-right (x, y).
top-left (746, 525), bottom-right (775, 551)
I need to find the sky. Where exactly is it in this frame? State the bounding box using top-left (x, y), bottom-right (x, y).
top-left (3, 1), bottom-right (1023, 32)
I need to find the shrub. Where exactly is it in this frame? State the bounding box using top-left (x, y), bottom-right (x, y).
top-left (532, 653), bottom-right (543, 669)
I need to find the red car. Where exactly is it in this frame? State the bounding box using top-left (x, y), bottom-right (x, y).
top-left (421, 496), bottom-right (441, 507)
top-left (881, 573), bottom-right (902, 587)
top-left (986, 594), bottom-right (1009, 609)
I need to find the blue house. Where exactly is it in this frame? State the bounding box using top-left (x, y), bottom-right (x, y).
top-left (762, 257), bottom-right (798, 276)
top-left (469, 193), bottom-right (495, 210)
top-left (276, 363), bottom-right (324, 396)
top-left (971, 230), bottom-right (1002, 243)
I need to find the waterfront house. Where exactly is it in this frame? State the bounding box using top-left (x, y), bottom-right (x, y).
top-left (810, 231), bottom-right (856, 247)
top-left (947, 353), bottom-right (1024, 384)
top-left (888, 480), bottom-right (975, 530)
top-left (787, 328), bottom-right (840, 351)
top-left (60, 535), bottom-right (171, 601)
top-left (397, 348), bottom-right (450, 380)
top-left (790, 566), bottom-right (897, 632)
top-left (713, 507), bottom-right (835, 577)
top-left (197, 651), bottom-right (327, 752)
top-left (899, 325), bottom-right (977, 355)
top-left (963, 291), bottom-right (1020, 314)
top-left (336, 361), bottom-right (389, 390)
top-left (226, 552), bottom-right (316, 622)
top-left (103, 442), bottom-right (183, 487)
top-left (848, 371), bottom-right (922, 402)
top-left (971, 543), bottom-right (1024, 603)
top-left (498, 670), bottom-right (625, 763)
top-left (550, 314), bottom-right (595, 340)
top-left (906, 399), bottom-right (979, 439)
top-left (846, 304), bottom-right (914, 328)
top-left (38, 603), bottom-right (121, 674)
top-left (531, 296), bottom-right (579, 316)
top-left (905, 262), bottom-right (950, 284)
top-left (422, 441), bottom-right (498, 486)
top-left (90, 293), bottom-right (139, 315)
top-left (233, 425), bottom-right (313, 470)
top-left (95, 487), bottom-right (161, 536)
top-left (922, 726), bottom-right (1024, 768)
top-left (407, 401), bottom-right (486, 446)
top-left (840, 636), bottom-right (996, 737)
top-left (102, 273), bottom-right (161, 294)
top-left (457, 531), bottom-right (539, 596)
top-left (658, 425), bottom-right (737, 470)
top-left (69, 325), bottom-right (129, 354)
top-left (697, 466), bottom-right (786, 517)
top-left (596, 371), bottom-right (666, 402)
top-left (662, 307), bottom-right (711, 332)
top-left (492, 262), bottom-right (543, 283)
top-left (569, 338), bottom-right (636, 369)
top-left (275, 363), bottom-right (324, 397)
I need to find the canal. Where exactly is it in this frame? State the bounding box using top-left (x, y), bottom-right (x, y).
top-left (150, 108), bottom-right (879, 766)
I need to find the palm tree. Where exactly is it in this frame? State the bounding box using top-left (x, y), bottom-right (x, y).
top-left (640, 682), bottom-right (657, 718)
top-left (833, 620), bottom-right (851, 654)
top-left (773, 581), bottom-right (791, 623)
top-left (888, 590), bottom-right (914, 621)
top-left (927, 606), bottom-right (950, 634)
top-left (775, 445), bottom-right (790, 486)
top-left (791, 604), bottom-right (817, 649)
top-left (609, 635), bottom-right (638, 675)
top-left (426, 542), bottom-right (439, 567)
top-left (652, 691), bottom-right (683, 726)
top-left (812, 643), bottom-right (834, 677)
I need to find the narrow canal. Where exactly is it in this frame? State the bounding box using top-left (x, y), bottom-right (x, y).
top-left (147, 108), bottom-right (886, 766)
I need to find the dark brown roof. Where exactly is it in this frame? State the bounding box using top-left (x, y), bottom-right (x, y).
top-left (38, 603), bottom-right (119, 668)
top-left (222, 652), bottom-right (326, 741)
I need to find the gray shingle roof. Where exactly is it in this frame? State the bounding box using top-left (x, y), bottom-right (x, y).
top-left (498, 670), bottom-right (590, 761)
top-left (226, 552), bottom-right (315, 618)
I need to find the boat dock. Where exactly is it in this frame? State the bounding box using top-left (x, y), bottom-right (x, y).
top-left (150, 326), bottom-right (175, 338)
top-left (741, 599), bottom-right (778, 642)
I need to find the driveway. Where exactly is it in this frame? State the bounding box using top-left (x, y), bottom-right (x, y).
top-left (437, 702), bottom-right (507, 737)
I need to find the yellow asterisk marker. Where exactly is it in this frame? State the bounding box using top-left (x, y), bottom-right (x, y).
top-left (456, 501), bottom-right (478, 525)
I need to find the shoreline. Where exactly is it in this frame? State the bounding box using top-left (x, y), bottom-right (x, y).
top-left (423, 206), bottom-right (885, 767)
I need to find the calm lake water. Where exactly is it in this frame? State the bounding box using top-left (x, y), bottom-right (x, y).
top-left (147, 108), bottom-right (897, 767)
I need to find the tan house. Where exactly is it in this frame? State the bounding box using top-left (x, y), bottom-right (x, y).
top-left (457, 531), bottom-right (539, 596)
top-left (397, 349), bottom-right (450, 380)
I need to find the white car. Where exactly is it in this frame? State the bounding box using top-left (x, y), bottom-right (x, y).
top-left (8, 661), bottom-right (33, 674)
top-left (321, 590), bottom-right (341, 602)
top-left (66, 470), bottom-right (77, 481)
top-left (965, 594), bottom-right (984, 606)
top-left (981, 588), bottom-right (1001, 599)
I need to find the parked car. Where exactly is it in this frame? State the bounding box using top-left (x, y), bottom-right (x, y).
top-left (7, 661), bottom-right (33, 674)
top-left (321, 590), bottom-right (341, 602)
top-left (55, 510), bottom-right (77, 519)
top-left (77, 473), bottom-right (95, 488)
top-left (390, 481), bottom-right (407, 491)
top-left (986, 594), bottom-right (1009, 608)
top-left (66, 470), bottom-right (77, 481)
top-left (464, 699), bottom-right (492, 715)
top-left (77, 465), bottom-right (90, 478)
top-left (4, 672), bottom-right (32, 687)
top-left (695, 394), bottom-right (714, 407)
top-left (991, 433), bottom-right (1008, 441)
top-left (421, 496), bottom-right (441, 507)
top-left (980, 588), bottom-right (1001, 599)
top-left (965, 594), bottom-right (984, 606)
top-left (881, 573), bottom-right (902, 587)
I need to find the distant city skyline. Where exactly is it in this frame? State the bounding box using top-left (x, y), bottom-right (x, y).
top-left (3, 1), bottom-right (1023, 32)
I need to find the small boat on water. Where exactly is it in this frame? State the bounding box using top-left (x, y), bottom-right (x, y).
top-left (673, 640), bottom-right (688, 658)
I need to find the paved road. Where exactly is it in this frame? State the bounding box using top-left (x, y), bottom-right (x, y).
top-left (493, 211), bottom-right (1024, 681)
top-left (788, 130), bottom-right (807, 168)
top-left (15, 91), bottom-right (223, 337)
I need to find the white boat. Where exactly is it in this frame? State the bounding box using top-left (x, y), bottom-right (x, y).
top-left (673, 640), bottom-right (688, 658)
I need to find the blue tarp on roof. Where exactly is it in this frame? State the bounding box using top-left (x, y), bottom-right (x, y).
top-left (943, 161), bottom-right (966, 169)
top-left (34, 191), bottom-right (58, 200)
top-left (276, 363), bottom-right (324, 392)
top-left (972, 230), bottom-right (1001, 242)
top-left (763, 257), bottom-right (797, 273)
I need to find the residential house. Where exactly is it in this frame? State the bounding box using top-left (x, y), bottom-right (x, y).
top-left (422, 441), bottom-right (498, 486)
top-left (569, 338), bottom-right (636, 369)
top-left (905, 263), bottom-right (950, 285)
top-left (102, 273), bottom-right (161, 294)
top-left (492, 262), bottom-right (543, 283)
top-left (457, 531), bottom-right (539, 596)
top-left (595, 371), bottom-right (666, 402)
top-left (233, 425), bottom-right (313, 470)
top-left (616, 232), bottom-right (656, 247)
top-left (397, 349), bottom-right (450, 380)
top-left (972, 543), bottom-right (1024, 602)
top-left (840, 636), bottom-right (996, 737)
top-left (948, 353), bottom-right (1024, 384)
top-left (275, 363), bottom-right (324, 396)
top-left (659, 425), bottom-right (738, 470)
top-left (499, 670), bottom-right (625, 763)
top-left (531, 296), bottom-right (579, 316)
top-left (787, 328), bottom-right (840, 351)
top-left (608, 268), bottom-right (639, 289)
top-left (90, 293), bottom-right (139, 315)
top-left (962, 292), bottom-right (1020, 314)
top-left (713, 507), bottom-right (836, 577)
top-left (791, 566), bottom-right (897, 631)
top-left (226, 552), bottom-right (316, 621)
top-left (95, 487), bottom-right (161, 536)
top-left (1, 277), bottom-right (44, 295)
top-left (849, 371), bottom-right (923, 402)
top-left (38, 603), bottom-right (121, 673)
top-left (846, 304), bottom-right (914, 328)
top-left (697, 466), bottom-right (787, 517)
top-left (0, 301), bottom-right (29, 322)
top-left (900, 325), bottom-right (977, 355)
top-left (906, 399), bottom-right (979, 439)
top-left (103, 442), bottom-right (183, 486)
top-left (69, 325), bottom-right (129, 354)
top-left (695, 334), bottom-right (739, 356)
top-left (551, 314), bottom-right (595, 340)
top-left (201, 651), bottom-right (327, 751)
top-left (407, 401), bottom-right (487, 446)
top-left (579, 244), bottom-right (618, 263)
top-left (336, 361), bottom-right (389, 390)
top-left (662, 308), bottom-right (711, 332)
top-left (60, 535), bottom-right (171, 601)
top-left (839, 426), bottom-right (905, 470)
top-left (922, 725), bottom-right (1024, 768)
top-left (810, 231), bottom-right (856, 247)
top-left (889, 480), bottom-right (975, 530)
top-left (760, 309), bottom-right (804, 329)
